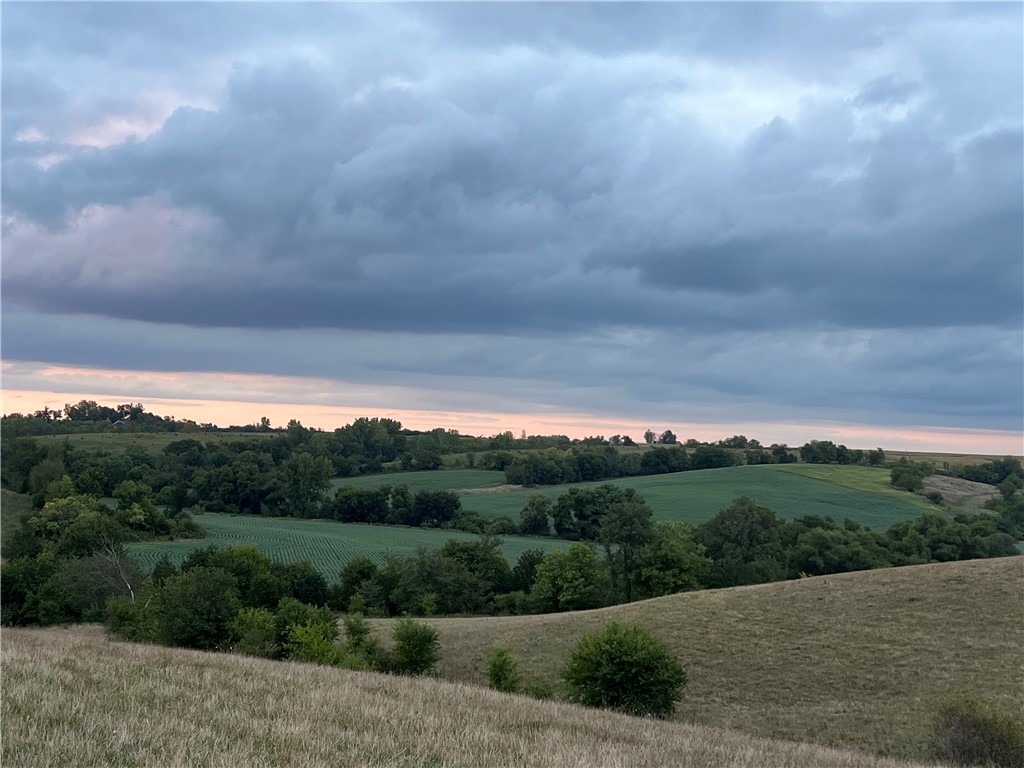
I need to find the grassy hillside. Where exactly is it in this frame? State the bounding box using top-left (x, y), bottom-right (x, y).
top-left (332, 468), bottom-right (508, 493)
top-left (374, 557), bottom-right (1023, 761)
top-left (341, 465), bottom-right (933, 530)
top-left (126, 512), bottom-right (563, 577)
top-left (2, 625), bottom-right (931, 768)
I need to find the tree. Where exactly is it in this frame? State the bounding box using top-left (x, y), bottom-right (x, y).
top-left (280, 452), bottom-right (332, 517)
top-left (562, 622), bottom-right (687, 718)
top-left (696, 497), bottom-right (787, 587)
top-left (633, 521), bottom-right (712, 599)
top-left (155, 567), bottom-right (241, 650)
top-left (599, 500), bottom-right (654, 602)
top-left (643, 430), bottom-right (656, 445)
top-left (390, 617), bottom-right (440, 675)
top-left (519, 494), bottom-right (552, 536)
top-left (658, 430), bottom-right (677, 445)
top-left (486, 643), bottom-right (520, 693)
top-left (529, 543), bottom-right (610, 613)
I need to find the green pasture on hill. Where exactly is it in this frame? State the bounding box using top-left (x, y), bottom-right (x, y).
top-left (336, 464), bottom-right (934, 530)
top-left (331, 469), bottom-right (507, 493)
top-left (126, 513), bottom-right (563, 578)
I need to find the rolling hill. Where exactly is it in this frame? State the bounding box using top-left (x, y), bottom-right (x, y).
top-left (370, 556), bottom-right (1023, 762)
top-left (2, 624), bottom-right (932, 768)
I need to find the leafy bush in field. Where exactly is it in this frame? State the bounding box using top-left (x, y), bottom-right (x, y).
top-left (156, 567), bottom-right (240, 650)
top-left (230, 607), bottom-right (277, 658)
top-left (931, 694), bottom-right (1024, 768)
top-left (390, 617), bottom-right (440, 675)
top-left (486, 643), bottom-right (520, 693)
top-left (562, 621), bottom-right (687, 718)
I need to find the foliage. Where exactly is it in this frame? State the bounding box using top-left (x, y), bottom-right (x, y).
top-left (486, 643), bottom-right (521, 693)
top-left (390, 617), bottom-right (440, 675)
top-left (930, 694), bottom-right (1024, 768)
top-left (696, 497), bottom-right (787, 587)
top-left (561, 621), bottom-right (687, 718)
top-left (529, 542), bottom-right (610, 613)
top-left (155, 567), bottom-right (241, 650)
top-left (230, 607), bottom-right (277, 658)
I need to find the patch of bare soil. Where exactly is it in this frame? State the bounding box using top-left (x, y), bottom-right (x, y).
top-left (924, 474), bottom-right (999, 514)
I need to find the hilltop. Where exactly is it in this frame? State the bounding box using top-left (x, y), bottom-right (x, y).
top-left (3, 624), bottom-right (931, 768)
top-left (372, 557), bottom-right (1024, 761)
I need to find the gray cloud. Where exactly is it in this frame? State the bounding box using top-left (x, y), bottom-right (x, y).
top-left (2, 3), bottom-right (1021, 433)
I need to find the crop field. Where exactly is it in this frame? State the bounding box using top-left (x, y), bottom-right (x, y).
top-left (35, 431), bottom-right (273, 456)
top-left (331, 469), bottom-right (507, 493)
top-left (426, 465), bottom-right (934, 530)
top-left (126, 513), bottom-right (563, 577)
top-left (374, 557), bottom-right (1023, 762)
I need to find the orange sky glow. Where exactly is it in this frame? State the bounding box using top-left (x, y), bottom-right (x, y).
top-left (2, 364), bottom-right (1021, 456)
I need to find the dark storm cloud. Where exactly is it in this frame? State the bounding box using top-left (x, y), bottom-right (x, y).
top-left (2, 3), bottom-right (1021, 432)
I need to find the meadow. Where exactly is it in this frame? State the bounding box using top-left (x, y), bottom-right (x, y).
top-left (126, 513), bottom-right (563, 577)
top-left (336, 465), bottom-right (933, 530)
top-left (370, 556), bottom-right (1023, 762)
top-left (2, 624), bottom-right (934, 768)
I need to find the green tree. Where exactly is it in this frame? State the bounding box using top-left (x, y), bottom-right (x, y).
top-left (281, 452), bottom-right (332, 517)
top-left (486, 643), bottom-right (521, 693)
top-left (599, 500), bottom-right (654, 602)
top-left (519, 494), bottom-right (552, 536)
top-left (390, 617), bottom-right (440, 675)
top-left (529, 543), bottom-right (610, 613)
top-left (696, 497), bottom-right (787, 587)
top-left (633, 521), bottom-right (712, 599)
top-left (562, 622), bottom-right (687, 718)
top-left (155, 567), bottom-right (241, 650)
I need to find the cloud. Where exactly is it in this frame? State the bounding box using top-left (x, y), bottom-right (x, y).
top-left (2, 3), bottom-right (1021, 437)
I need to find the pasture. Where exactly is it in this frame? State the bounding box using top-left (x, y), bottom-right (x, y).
top-left (2, 624), bottom-right (934, 768)
top-left (126, 513), bottom-right (562, 577)
top-left (331, 469), bottom-right (507, 493)
top-left (373, 556), bottom-right (1023, 762)
top-left (340, 465), bottom-right (933, 530)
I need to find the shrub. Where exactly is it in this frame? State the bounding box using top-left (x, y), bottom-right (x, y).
top-left (561, 621), bottom-right (687, 718)
top-left (155, 567), bottom-right (240, 650)
top-left (486, 643), bottom-right (520, 693)
top-left (230, 607), bottom-right (277, 658)
top-left (341, 612), bottom-right (387, 670)
top-left (931, 694), bottom-right (1024, 767)
top-left (390, 617), bottom-right (439, 675)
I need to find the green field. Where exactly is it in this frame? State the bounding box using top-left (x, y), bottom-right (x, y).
top-left (126, 513), bottom-right (563, 577)
top-left (331, 469), bottom-right (507, 493)
top-left (343, 465), bottom-right (934, 531)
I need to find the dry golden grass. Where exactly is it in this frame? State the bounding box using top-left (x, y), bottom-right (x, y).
top-left (2, 625), bottom-right (934, 768)
top-left (372, 557), bottom-right (1024, 762)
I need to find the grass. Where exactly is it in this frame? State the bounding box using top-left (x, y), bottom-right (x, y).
top-left (2, 625), bottom-right (933, 768)
top-left (435, 465), bottom-right (933, 530)
top-left (34, 431), bottom-right (273, 456)
top-left (371, 557), bottom-right (1024, 762)
top-left (765, 464), bottom-right (935, 511)
top-left (884, 451), bottom-right (1022, 468)
top-left (126, 513), bottom-right (563, 577)
top-left (331, 469), bottom-right (508, 493)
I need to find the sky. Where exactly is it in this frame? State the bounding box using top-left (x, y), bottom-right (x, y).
top-left (2, 2), bottom-right (1022, 453)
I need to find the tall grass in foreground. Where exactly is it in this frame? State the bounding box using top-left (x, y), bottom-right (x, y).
top-left (2, 624), bottom-right (933, 768)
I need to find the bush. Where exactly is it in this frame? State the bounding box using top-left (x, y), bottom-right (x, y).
top-left (390, 617), bottom-right (439, 675)
top-left (230, 607), bottom-right (277, 658)
top-left (561, 621), bottom-right (687, 718)
top-left (156, 567), bottom-right (240, 650)
top-left (486, 643), bottom-right (520, 693)
top-left (931, 694), bottom-right (1024, 768)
